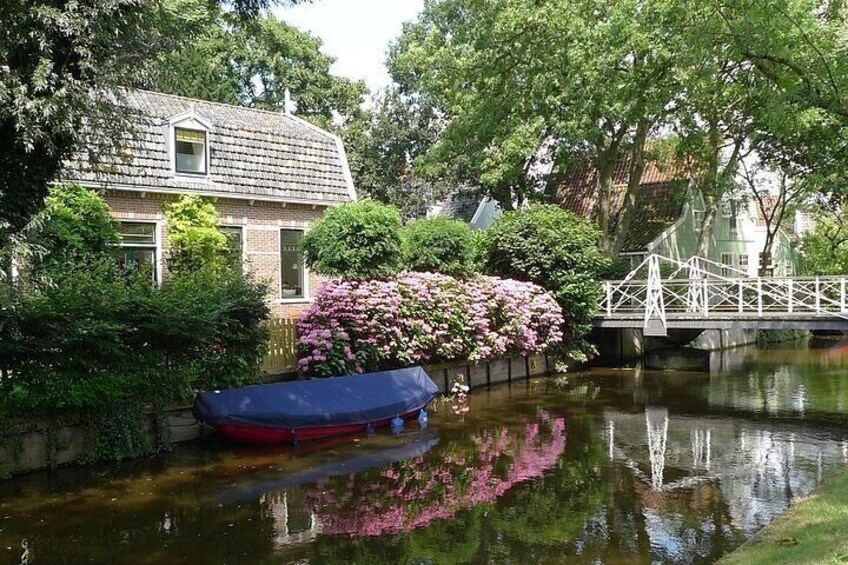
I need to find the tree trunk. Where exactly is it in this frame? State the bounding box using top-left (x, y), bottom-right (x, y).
top-left (759, 229), bottom-right (776, 276)
top-left (594, 143), bottom-right (621, 253)
top-left (612, 119), bottom-right (650, 256)
top-left (696, 192), bottom-right (718, 257)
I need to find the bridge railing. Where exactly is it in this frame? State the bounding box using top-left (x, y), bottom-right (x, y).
top-left (601, 276), bottom-right (848, 318)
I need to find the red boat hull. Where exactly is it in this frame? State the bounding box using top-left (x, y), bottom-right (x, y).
top-left (213, 406), bottom-right (427, 444)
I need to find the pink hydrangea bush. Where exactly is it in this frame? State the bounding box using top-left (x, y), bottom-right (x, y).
top-left (297, 272), bottom-right (564, 376)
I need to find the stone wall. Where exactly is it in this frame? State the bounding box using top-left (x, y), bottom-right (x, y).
top-left (0, 354), bottom-right (550, 476)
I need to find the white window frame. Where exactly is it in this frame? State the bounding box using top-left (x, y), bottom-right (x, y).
top-left (279, 228), bottom-right (309, 302)
top-left (166, 108), bottom-right (213, 180)
top-left (692, 209), bottom-right (703, 232)
top-left (738, 253), bottom-right (749, 275)
top-left (720, 252), bottom-right (734, 278)
top-left (118, 220), bottom-right (162, 283)
top-left (219, 224), bottom-right (247, 270)
top-left (173, 127), bottom-right (209, 176)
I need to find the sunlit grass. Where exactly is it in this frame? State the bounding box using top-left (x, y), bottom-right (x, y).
top-left (720, 469), bottom-right (848, 564)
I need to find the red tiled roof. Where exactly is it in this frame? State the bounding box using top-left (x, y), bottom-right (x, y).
top-left (550, 154), bottom-right (691, 252)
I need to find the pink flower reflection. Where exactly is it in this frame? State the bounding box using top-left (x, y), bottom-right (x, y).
top-left (306, 411), bottom-right (566, 537)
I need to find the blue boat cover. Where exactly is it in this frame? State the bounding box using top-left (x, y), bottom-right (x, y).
top-left (193, 366), bottom-right (439, 429)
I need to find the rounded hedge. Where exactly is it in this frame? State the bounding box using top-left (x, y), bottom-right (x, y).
top-left (483, 204), bottom-right (612, 342)
top-left (402, 216), bottom-right (479, 277)
top-left (302, 200), bottom-right (404, 280)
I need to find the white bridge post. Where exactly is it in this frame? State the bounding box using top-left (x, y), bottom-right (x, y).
top-left (842, 279), bottom-right (846, 314)
top-left (643, 254), bottom-right (667, 337)
top-left (605, 282), bottom-right (612, 316)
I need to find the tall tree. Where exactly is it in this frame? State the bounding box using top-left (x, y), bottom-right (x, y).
top-left (388, 0), bottom-right (689, 252)
top-left (150, 4), bottom-right (366, 126)
top-left (0, 0), bottom-right (302, 251)
top-left (343, 88), bottom-right (449, 217)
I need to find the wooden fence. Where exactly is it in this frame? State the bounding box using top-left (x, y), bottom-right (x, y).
top-left (261, 317), bottom-right (298, 375)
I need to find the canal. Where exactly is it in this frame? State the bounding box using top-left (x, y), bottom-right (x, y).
top-left (3, 340), bottom-right (848, 564)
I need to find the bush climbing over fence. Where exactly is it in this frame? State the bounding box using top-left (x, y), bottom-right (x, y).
top-left (296, 272), bottom-right (563, 376)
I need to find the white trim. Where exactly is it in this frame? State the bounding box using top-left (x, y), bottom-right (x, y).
top-left (70, 181), bottom-right (343, 208)
top-left (271, 298), bottom-right (313, 305)
top-left (646, 181), bottom-right (696, 253)
top-left (469, 197), bottom-right (489, 226)
top-left (172, 124), bottom-right (211, 179)
top-left (219, 223), bottom-right (247, 273)
top-left (117, 219), bottom-right (162, 283)
top-left (279, 227), bottom-right (309, 301)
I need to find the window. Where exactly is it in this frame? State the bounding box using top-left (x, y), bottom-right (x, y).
top-left (174, 128), bottom-right (207, 174)
top-left (219, 226), bottom-right (243, 262)
top-left (693, 210), bottom-right (703, 232)
top-left (280, 229), bottom-right (304, 299)
top-left (738, 254), bottom-right (749, 275)
top-left (729, 214), bottom-right (738, 236)
top-left (721, 252), bottom-right (734, 278)
top-left (119, 222), bottom-right (158, 281)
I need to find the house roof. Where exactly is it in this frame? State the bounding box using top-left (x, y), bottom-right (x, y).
top-left (441, 191), bottom-right (484, 224)
top-left (550, 155), bottom-right (689, 253)
top-left (65, 89), bottom-right (354, 204)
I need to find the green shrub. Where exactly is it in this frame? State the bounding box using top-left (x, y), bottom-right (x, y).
top-left (165, 195), bottom-right (229, 273)
top-left (28, 183), bottom-right (120, 273)
top-left (302, 200), bottom-right (403, 280)
top-left (483, 204), bottom-right (613, 345)
top-left (0, 258), bottom-right (269, 466)
top-left (402, 216), bottom-right (479, 276)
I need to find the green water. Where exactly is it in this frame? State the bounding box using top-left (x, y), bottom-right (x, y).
top-left (3, 340), bottom-right (848, 564)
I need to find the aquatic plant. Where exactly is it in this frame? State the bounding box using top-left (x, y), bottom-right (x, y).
top-left (296, 272), bottom-right (564, 376)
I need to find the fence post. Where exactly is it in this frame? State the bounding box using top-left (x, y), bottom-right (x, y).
top-left (605, 282), bottom-right (612, 316)
top-left (842, 279), bottom-right (846, 314)
top-left (738, 280), bottom-right (743, 314)
top-left (703, 279), bottom-right (709, 316)
top-left (757, 278), bottom-right (763, 317)
top-left (815, 276), bottom-right (821, 314)
top-left (788, 279), bottom-right (793, 313)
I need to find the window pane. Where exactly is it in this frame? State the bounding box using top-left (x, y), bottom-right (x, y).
top-left (175, 128), bottom-right (206, 174)
top-left (120, 247), bottom-right (157, 282)
top-left (119, 222), bottom-right (156, 245)
top-left (281, 229), bottom-right (304, 298)
top-left (220, 226), bottom-right (243, 260)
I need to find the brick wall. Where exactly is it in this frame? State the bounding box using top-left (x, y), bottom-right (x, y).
top-left (104, 190), bottom-right (329, 317)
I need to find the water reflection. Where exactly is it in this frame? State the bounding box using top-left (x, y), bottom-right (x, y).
top-left (2, 341), bottom-right (848, 563)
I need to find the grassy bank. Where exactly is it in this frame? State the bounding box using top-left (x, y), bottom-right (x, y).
top-left (720, 469), bottom-right (848, 564)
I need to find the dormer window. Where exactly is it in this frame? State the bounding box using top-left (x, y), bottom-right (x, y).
top-left (174, 128), bottom-right (207, 174)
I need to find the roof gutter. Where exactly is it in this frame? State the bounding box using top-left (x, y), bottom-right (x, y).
top-left (63, 180), bottom-right (347, 208)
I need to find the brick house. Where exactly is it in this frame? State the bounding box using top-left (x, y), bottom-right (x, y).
top-left (64, 90), bottom-right (356, 317)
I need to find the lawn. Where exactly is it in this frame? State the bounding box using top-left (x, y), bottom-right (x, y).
top-left (720, 469), bottom-right (848, 564)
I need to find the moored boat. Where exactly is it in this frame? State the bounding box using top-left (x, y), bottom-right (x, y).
top-left (192, 366), bottom-right (439, 444)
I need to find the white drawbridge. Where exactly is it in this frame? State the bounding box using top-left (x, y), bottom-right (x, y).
top-left (597, 254), bottom-right (848, 336)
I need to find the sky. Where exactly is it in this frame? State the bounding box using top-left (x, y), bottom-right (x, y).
top-left (276, 0), bottom-right (424, 94)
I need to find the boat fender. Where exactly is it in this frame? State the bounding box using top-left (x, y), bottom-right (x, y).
top-left (418, 409), bottom-right (428, 423)
top-left (365, 423), bottom-right (374, 436)
top-left (390, 415), bottom-right (404, 431)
